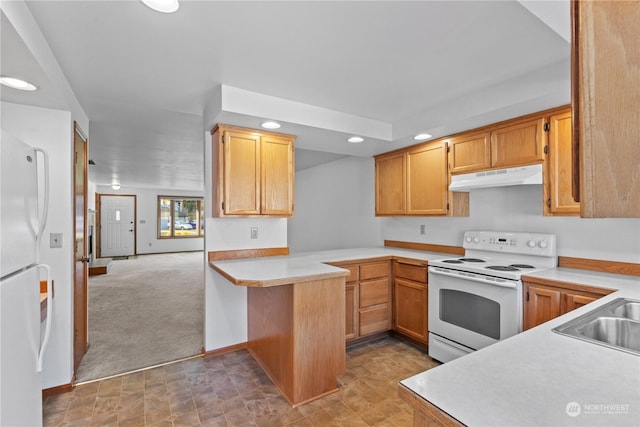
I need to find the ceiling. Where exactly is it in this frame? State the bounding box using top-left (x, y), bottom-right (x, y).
top-left (1, 1), bottom-right (570, 192)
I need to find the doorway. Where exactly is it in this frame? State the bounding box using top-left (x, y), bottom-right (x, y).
top-left (97, 194), bottom-right (136, 258)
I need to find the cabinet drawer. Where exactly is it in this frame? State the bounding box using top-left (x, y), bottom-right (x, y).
top-left (359, 305), bottom-right (390, 336)
top-left (359, 278), bottom-right (389, 307)
top-left (394, 262), bottom-right (427, 283)
top-left (359, 261), bottom-right (390, 280)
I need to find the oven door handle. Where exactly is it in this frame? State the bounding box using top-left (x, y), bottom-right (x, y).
top-left (428, 266), bottom-right (518, 289)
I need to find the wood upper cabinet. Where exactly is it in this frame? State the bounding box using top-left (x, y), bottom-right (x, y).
top-left (572, 1), bottom-right (640, 218)
top-left (392, 260), bottom-right (428, 346)
top-left (376, 140), bottom-right (455, 216)
top-left (448, 131), bottom-right (491, 174)
top-left (544, 109), bottom-right (580, 216)
top-left (490, 118), bottom-right (545, 168)
top-left (406, 141), bottom-right (448, 215)
top-left (523, 280), bottom-right (613, 330)
top-left (375, 152), bottom-right (405, 215)
top-left (211, 125), bottom-right (294, 217)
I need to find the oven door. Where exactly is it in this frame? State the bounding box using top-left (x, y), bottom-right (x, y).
top-left (428, 266), bottom-right (522, 351)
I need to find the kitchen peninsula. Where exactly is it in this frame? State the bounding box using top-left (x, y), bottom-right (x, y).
top-left (208, 247), bottom-right (453, 406)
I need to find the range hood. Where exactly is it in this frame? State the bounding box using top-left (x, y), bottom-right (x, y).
top-left (449, 164), bottom-right (543, 192)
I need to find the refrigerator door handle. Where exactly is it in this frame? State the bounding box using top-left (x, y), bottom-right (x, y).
top-left (37, 264), bottom-right (53, 373)
top-left (34, 148), bottom-right (50, 243)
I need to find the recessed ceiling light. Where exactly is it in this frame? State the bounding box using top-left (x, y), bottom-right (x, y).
top-left (260, 121), bottom-right (281, 130)
top-left (414, 133), bottom-right (433, 141)
top-left (347, 136), bottom-right (364, 143)
top-left (0, 76), bottom-right (37, 91)
top-left (140, 0), bottom-right (179, 13)
top-left (111, 183), bottom-right (121, 190)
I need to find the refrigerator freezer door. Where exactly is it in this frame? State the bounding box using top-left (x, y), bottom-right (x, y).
top-left (1, 130), bottom-right (40, 277)
top-left (0, 267), bottom-right (42, 426)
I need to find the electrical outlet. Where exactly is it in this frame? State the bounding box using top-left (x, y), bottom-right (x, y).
top-left (420, 225), bottom-right (426, 235)
top-left (50, 233), bottom-right (63, 248)
top-left (250, 227), bottom-right (258, 239)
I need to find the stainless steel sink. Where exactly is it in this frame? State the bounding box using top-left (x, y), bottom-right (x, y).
top-left (553, 298), bottom-right (640, 356)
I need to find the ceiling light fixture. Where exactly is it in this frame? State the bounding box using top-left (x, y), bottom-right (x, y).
top-left (414, 133), bottom-right (433, 141)
top-left (260, 121), bottom-right (281, 130)
top-left (0, 76), bottom-right (37, 91)
top-left (347, 136), bottom-right (364, 143)
top-left (111, 183), bottom-right (121, 190)
top-left (140, 0), bottom-right (179, 13)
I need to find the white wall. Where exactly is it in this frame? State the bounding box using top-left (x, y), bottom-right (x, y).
top-left (95, 186), bottom-right (204, 255)
top-left (288, 156), bottom-right (382, 252)
top-left (382, 186), bottom-right (640, 263)
top-left (1, 102), bottom-right (75, 389)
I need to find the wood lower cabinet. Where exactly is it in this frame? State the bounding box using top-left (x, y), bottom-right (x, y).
top-left (330, 260), bottom-right (391, 342)
top-left (211, 124), bottom-right (295, 217)
top-left (523, 280), bottom-right (613, 330)
top-left (392, 260), bottom-right (428, 346)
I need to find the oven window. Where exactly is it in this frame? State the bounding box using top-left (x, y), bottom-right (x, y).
top-left (440, 289), bottom-right (500, 340)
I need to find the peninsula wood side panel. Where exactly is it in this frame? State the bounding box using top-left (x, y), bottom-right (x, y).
top-left (247, 277), bottom-right (345, 406)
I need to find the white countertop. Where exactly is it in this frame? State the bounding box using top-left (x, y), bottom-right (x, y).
top-left (209, 247), bottom-right (451, 286)
top-left (401, 268), bottom-right (640, 427)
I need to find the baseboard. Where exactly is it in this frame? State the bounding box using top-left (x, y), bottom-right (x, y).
top-left (203, 342), bottom-right (248, 358)
top-left (43, 382), bottom-right (73, 398)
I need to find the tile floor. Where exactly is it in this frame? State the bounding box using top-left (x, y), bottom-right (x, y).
top-left (43, 337), bottom-right (440, 426)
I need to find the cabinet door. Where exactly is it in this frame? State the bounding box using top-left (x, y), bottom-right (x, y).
top-left (261, 135), bottom-right (294, 216)
top-left (562, 292), bottom-right (598, 314)
top-left (572, 1), bottom-right (640, 218)
top-left (546, 111), bottom-right (580, 215)
top-left (375, 153), bottom-right (406, 215)
top-left (359, 305), bottom-right (390, 336)
top-left (223, 131), bottom-right (261, 215)
top-left (393, 278), bottom-right (428, 344)
top-left (491, 119), bottom-right (545, 168)
top-left (524, 283), bottom-right (561, 330)
top-left (406, 141), bottom-right (448, 215)
top-left (448, 132), bottom-right (491, 174)
top-left (345, 283), bottom-right (358, 341)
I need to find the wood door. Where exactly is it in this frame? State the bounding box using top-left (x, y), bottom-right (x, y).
top-left (393, 278), bottom-right (427, 344)
top-left (546, 110), bottom-right (580, 215)
top-left (375, 152), bottom-right (406, 215)
top-left (99, 195), bottom-right (135, 257)
top-left (345, 283), bottom-right (357, 341)
top-left (572, 0), bottom-right (640, 218)
top-left (523, 283), bottom-right (561, 330)
top-left (73, 123), bottom-right (88, 373)
top-left (261, 134), bottom-right (294, 216)
top-left (562, 291), bottom-right (598, 314)
top-left (223, 130), bottom-right (261, 215)
top-left (490, 118), bottom-right (545, 168)
top-left (448, 131), bottom-right (491, 174)
top-left (406, 141), bottom-right (448, 215)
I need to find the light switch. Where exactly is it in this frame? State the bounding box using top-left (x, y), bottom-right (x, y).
top-left (50, 233), bottom-right (63, 248)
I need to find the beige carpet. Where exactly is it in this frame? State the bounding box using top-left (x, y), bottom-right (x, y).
top-left (76, 252), bottom-right (204, 382)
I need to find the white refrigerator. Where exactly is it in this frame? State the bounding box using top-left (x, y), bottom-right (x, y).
top-left (0, 129), bottom-right (53, 426)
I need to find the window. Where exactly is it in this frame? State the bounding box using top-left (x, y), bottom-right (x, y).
top-left (158, 196), bottom-right (204, 238)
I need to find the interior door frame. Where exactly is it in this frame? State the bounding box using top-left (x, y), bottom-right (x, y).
top-left (73, 122), bottom-right (89, 376)
top-left (95, 193), bottom-right (137, 259)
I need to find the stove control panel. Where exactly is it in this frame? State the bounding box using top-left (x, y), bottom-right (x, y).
top-left (462, 231), bottom-right (556, 257)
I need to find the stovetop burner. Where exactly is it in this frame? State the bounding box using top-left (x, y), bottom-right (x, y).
top-left (486, 265), bottom-right (520, 272)
top-left (442, 260), bottom-right (463, 264)
top-left (510, 264), bottom-right (535, 269)
top-left (459, 258), bottom-right (486, 263)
